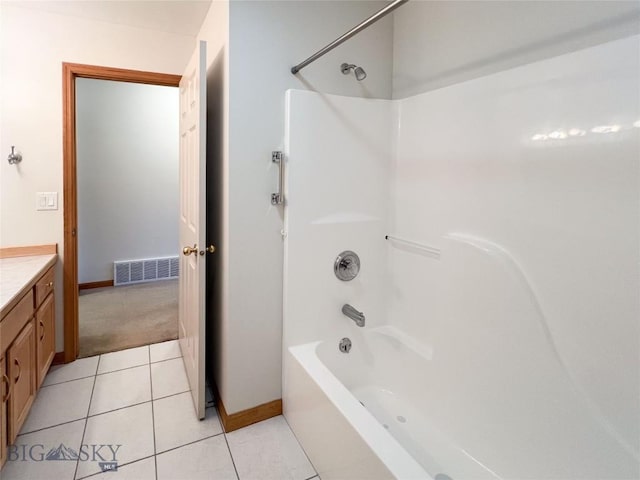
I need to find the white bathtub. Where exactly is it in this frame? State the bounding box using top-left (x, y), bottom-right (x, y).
top-left (284, 326), bottom-right (497, 480)
top-left (285, 319), bottom-right (639, 480)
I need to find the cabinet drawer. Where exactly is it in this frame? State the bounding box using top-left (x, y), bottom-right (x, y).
top-left (34, 267), bottom-right (54, 308)
top-left (0, 290), bottom-right (34, 353)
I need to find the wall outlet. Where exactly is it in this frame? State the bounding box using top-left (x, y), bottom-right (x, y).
top-left (36, 192), bottom-right (58, 211)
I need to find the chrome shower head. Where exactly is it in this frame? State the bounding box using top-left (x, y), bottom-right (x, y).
top-left (354, 66), bottom-right (367, 81)
top-left (340, 63), bottom-right (367, 81)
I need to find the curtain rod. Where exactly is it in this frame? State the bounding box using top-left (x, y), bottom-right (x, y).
top-left (290, 0), bottom-right (409, 75)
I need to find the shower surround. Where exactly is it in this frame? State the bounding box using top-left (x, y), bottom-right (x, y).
top-left (282, 36), bottom-right (639, 480)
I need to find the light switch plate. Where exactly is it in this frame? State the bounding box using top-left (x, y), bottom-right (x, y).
top-left (36, 192), bottom-right (58, 211)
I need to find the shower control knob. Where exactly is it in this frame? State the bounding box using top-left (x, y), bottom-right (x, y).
top-left (334, 250), bottom-right (360, 281)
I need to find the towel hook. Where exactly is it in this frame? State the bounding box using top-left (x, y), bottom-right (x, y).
top-left (7, 146), bottom-right (22, 165)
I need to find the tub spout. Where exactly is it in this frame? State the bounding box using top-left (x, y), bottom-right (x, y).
top-left (342, 304), bottom-right (365, 327)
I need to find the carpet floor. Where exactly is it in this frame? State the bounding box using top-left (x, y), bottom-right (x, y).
top-left (78, 280), bottom-right (178, 358)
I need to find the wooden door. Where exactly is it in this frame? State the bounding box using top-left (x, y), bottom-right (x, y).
top-left (8, 321), bottom-right (36, 442)
top-left (1, 355), bottom-right (7, 468)
top-left (36, 294), bottom-right (55, 388)
top-left (178, 40), bottom-right (207, 419)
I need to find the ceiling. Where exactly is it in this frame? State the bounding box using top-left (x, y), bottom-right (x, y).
top-left (5, 0), bottom-right (213, 36)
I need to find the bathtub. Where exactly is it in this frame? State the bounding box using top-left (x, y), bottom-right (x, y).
top-left (283, 233), bottom-right (640, 479)
top-left (284, 326), bottom-right (499, 480)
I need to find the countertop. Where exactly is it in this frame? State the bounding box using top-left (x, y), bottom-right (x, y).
top-left (0, 254), bottom-right (57, 317)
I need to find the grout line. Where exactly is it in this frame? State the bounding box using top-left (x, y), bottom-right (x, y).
top-left (41, 373), bottom-right (97, 388)
top-left (42, 346), bottom-right (179, 387)
top-left (214, 404), bottom-right (225, 432)
top-left (150, 355), bottom-right (182, 365)
top-left (18, 389), bottom-right (192, 438)
top-left (74, 354), bottom-right (101, 480)
top-left (96, 363), bottom-right (150, 376)
top-left (152, 389), bottom-right (191, 402)
top-left (150, 356), bottom-right (183, 365)
top-left (88, 400), bottom-right (151, 419)
top-left (148, 346), bottom-right (159, 480)
top-left (85, 391), bottom-right (194, 421)
top-left (17, 417), bottom-right (87, 437)
top-left (43, 356), bottom-right (186, 387)
top-left (221, 430), bottom-right (240, 480)
top-left (282, 414), bottom-right (319, 477)
top-left (155, 431), bottom-right (225, 456)
top-left (75, 453), bottom-right (156, 480)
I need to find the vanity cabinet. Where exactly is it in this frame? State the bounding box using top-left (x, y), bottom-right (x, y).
top-left (7, 320), bottom-right (36, 441)
top-left (0, 260), bottom-right (56, 469)
top-left (1, 355), bottom-right (7, 467)
top-left (36, 293), bottom-right (55, 388)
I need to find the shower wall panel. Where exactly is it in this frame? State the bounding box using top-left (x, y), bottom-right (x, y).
top-left (389, 35), bottom-right (640, 465)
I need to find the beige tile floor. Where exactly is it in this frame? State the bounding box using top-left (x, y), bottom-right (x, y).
top-left (1, 341), bottom-right (319, 480)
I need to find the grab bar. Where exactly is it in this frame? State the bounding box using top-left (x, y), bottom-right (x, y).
top-left (271, 151), bottom-right (284, 205)
top-left (385, 234), bottom-right (441, 259)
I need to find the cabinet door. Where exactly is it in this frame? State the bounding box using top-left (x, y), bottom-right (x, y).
top-left (36, 293), bottom-right (55, 388)
top-left (1, 355), bottom-right (7, 468)
top-left (8, 321), bottom-right (36, 443)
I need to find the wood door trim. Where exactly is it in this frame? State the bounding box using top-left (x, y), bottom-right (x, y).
top-left (62, 63), bottom-right (181, 363)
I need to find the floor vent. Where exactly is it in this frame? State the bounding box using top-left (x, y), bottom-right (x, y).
top-left (114, 256), bottom-right (179, 286)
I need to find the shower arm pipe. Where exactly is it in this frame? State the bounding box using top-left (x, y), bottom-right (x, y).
top-left (290, 0), bottom-right (409, 75)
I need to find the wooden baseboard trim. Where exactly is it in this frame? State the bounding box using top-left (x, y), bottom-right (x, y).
top-left (79, 280), bottom-right (114, 290)
top-left (52, 352), bottom-right (66, 365)
top-left (212, 382), bottom-right (282, 433)
top-left (0, 244), bottom-right (57, 259)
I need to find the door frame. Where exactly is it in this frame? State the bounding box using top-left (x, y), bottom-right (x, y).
top-left (62, 63), bottom-right (181, 363)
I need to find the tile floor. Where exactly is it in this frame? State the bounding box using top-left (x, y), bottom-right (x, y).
top-left (2, 341), bottom-right (319, 480)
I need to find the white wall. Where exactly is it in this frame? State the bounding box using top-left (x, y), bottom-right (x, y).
top-left (0, 3), bottom-right (196, 350)
top-left (389, 35), bottom-right (639, 473)
top-left (392, 0), bottom-right (640, 98)
top-left (220, 0), bottom-right (394, 414)
top-left (76, 79), bottom-right (179, 284)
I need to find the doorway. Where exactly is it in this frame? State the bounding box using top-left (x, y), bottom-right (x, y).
top-left (75, 78), bottom-right (179, 357)
top-left (62, 64), bottom-right (181, 362)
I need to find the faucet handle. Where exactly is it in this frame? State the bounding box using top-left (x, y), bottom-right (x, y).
top-left (334, 251), bottom-right (360, 281)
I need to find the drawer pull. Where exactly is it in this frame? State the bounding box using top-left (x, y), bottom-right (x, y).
top-left (47, 282), bottom-right (53, 287)
top-left (1, 373), bottom-right (10, 402)
top-left (14, 358), bottom-right (21, 383)
top-left (39, 320), bottom-right (45, 341)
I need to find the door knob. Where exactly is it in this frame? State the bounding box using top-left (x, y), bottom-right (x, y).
top-left (182, 244), bottom-right (198, 256)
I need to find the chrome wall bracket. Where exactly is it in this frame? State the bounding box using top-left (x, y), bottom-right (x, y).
top-left (271, 151), bottom-right (284, 205)
top-left (7, 146), bottom-right (22, 165)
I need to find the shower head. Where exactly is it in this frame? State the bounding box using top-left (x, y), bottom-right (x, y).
top-left (340, 63), bottom-right (367, 81)
top-left (354, 66), bottom-right (367, 81)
